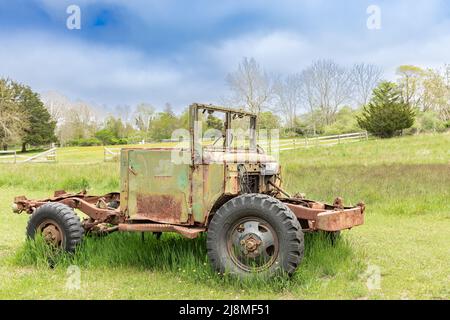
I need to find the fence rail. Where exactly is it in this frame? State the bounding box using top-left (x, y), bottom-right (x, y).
top-left (259, 131), bottom-right (368, 152)
top-left (0, 148), bottom-right (57, 164)
top-left (104, 147), bottom-right (121, 162)
top-left (103, 132), bottom-right (368, 161)
top-left (0, 150), bottom-right (17, 163)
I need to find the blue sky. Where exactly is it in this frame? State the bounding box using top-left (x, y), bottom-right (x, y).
top-left (0, 0), bottom-right (449, 112)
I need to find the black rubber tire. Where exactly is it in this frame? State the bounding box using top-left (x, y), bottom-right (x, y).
top-left (26, 203), bottom-right (84, 253)
top-left (207, 194), bottom-right (304, 277)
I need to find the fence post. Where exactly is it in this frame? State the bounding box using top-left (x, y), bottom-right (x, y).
top-left (293, 139), bottom-right (296, 150)
top-left (14, 151), bottom-right (17, 164)
top-left (365, 131), bottom-right (369, 140)
top-left (338, 134), bottom-right (341, 144)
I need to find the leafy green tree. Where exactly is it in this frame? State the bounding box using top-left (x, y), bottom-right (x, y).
top-left (258, 111), bottom-right (281, 130)
top-left (95, 129), bottom-right (115, 145)
top-left (206, 114), bottom-right (224, 131)
top-left (149, 111), bottom-right (179, 141)
top-left (105, 116), bottom-right (125, 138)
top-left (415, 110), bottom-right (447, 133)
top-left (357, 81), bottom-right (415, 138)
top-left (323, 106), bottom-right (360, 135)
top-left (178, 108), bottom-right (189, 129)
top-left (0, 79), bottom-right (28, 150)
top-left (11, 83), bottom-right (56, 152)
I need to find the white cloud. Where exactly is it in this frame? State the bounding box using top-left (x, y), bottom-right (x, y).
top-left (0, 31), bottom-right (223, 111)
top-left (204, 31), bottom-right (313, 74)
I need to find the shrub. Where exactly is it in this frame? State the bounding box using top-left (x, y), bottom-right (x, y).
top-left (323, 106), bottom-right (360, 135)
top-left (357, 82), bottom-right (415, 138)
top-left (417, 111), bottom-right (447, 132)
top-left (68, 138), bottom-right (101, 146)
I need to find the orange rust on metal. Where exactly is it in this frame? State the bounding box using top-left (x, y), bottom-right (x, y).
top-left (118, 223), bottom-right (205, 239)
top-left (59, 198), bottom-right (119, 221)
top-left (315, 207), bottom-right (364, 231)
top-left (54, 190), bottom-right (67, 197)
top-left (136, 194), bottom-right (182, 224)
top-left (333, 197), bottom-right (344, 209)
top-left (13, 191), bottom-right (123, 223)
top-left (284, 201), bottom-right (364, 231)
top-left (285, 203), bottom-right (325, 220)
top-left (308, 202), bottom-right (325, 210)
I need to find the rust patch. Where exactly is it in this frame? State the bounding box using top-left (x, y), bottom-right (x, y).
top-left (136, 194), bottom-right (182, 224)
top-left (316, 208), bottom-right (364, 231)
top-left (285, 203), bottom-right (323, 220)
top-left (53, 190), bottom-right (67, 197)
top-left (284, 200), bottom-right (365, 231)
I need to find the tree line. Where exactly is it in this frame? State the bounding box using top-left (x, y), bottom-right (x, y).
top-left (226, 58), bottom-right (450, 137)
top-left (1, 59), bottom-right (449, 151)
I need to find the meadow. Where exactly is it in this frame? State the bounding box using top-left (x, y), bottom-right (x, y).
top-left (0, 133), bottom-right (449, 299)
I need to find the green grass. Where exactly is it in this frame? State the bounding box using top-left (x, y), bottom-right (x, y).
top-left (0, 133), bottom-right (449, 299)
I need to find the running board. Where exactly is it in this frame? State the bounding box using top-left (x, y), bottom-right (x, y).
top-left (118, 223), bottom-right (205, 239)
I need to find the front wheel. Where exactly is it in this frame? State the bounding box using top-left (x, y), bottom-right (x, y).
top-left (207, 194), bottom-right (304, 277)
top-left (26, 203), bottom-right (84, 253)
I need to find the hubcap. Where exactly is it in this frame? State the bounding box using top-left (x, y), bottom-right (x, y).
top-left (38, 220), bottom-right (63, 247)
top-left (227, 217), bottom-right (279, 272)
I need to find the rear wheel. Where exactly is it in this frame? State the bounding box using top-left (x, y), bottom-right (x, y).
top-left (207, 194), bottom-right (304, 277)
top-left (26, 203), bottom-right (84, 253)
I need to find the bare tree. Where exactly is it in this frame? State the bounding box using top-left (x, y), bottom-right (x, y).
top-left (273, 74), bottom-right (303, 129)
top-left (351, 63), bottom-right (383, 106)
top-left (134, 103), bottom-right (155, 133)
top-left (53, 100), bottom-right (99, 146)
top-left (300, 60), bottom-right (353, 130)
top-left (115, 104), bottom-right (131, 123)
top-left (396, 65), bottom-right (425, 108)
top-left (226, 57), bottom-right (274, 115)
top-left (41, 91), bottom-right (71, 125)
top-left (422, 66), bottom-right (450, 121)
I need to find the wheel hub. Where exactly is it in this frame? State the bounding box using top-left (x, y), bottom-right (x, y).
top-left (38, 221), bottom-right (63, 247)
top-left (240, 234), bottom-right (262, 254)
top-left (228, 218), bottom-right (279, 272)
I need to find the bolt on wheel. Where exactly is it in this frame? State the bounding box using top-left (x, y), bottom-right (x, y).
top-left (227, 217), bottom-right (279, 272)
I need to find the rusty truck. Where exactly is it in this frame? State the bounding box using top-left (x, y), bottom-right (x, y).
top-left (12, 103), bottom-right (365, 277)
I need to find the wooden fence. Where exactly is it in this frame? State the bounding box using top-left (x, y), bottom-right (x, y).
top-left (104, 147), bottom-right (121, 162)
top-left (275, 131), bottom-right (368, 152)
top-left (0, 148), bottom-right (57, 164)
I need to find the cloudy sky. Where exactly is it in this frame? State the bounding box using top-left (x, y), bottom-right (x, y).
top-left (0, 0), bottom-right (449, 112)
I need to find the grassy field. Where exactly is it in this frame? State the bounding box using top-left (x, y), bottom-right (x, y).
top-left (0, 133), bottom-right (449, 299)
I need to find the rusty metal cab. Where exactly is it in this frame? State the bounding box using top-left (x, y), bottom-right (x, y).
top-left (119, 103), bottom-right (291, 227)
